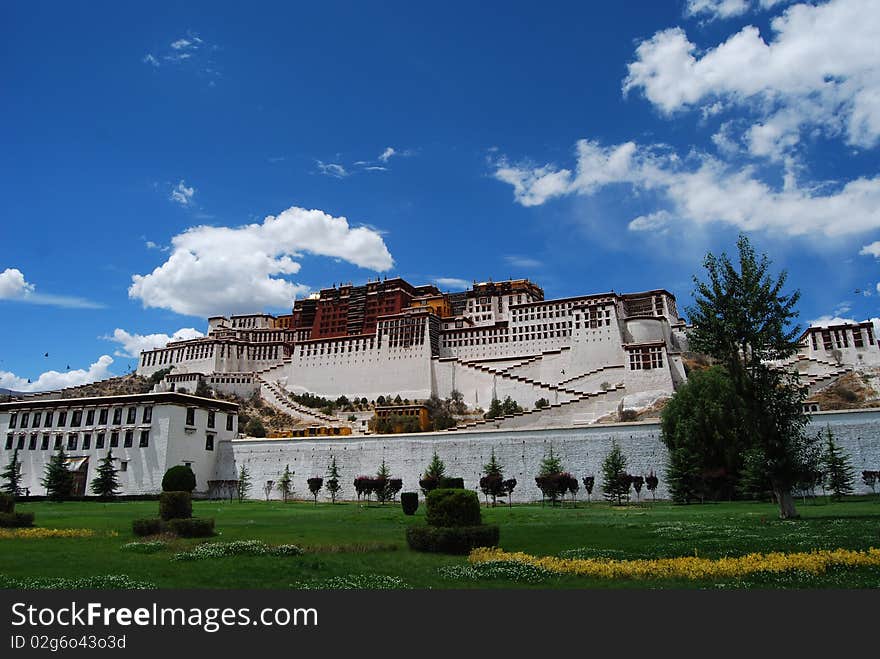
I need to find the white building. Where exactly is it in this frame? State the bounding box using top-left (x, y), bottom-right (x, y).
top-left (0, 392), bottom-right (238, 496)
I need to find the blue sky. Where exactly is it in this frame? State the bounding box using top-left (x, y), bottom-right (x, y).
top-left (2, 0), bottom-right (880, 390)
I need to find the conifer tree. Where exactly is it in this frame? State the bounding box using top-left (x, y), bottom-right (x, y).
top-left (822, 426), bottom-right (855, 500)
top-left (89, 450), bottom-right (119, 499)
top-left (41, 448), bottom-right (74, 502)
top-left (375, 459), bottom-right (392, 504)
top-left (420, 451), bottom-right (446, 495)
top-left (276, 464), bottom-right (294, 502)
top-left (480, 448), bottom-right (505, 506)
top-left (237, 464), bottom-right (252, 502)
top-left (0, 448), bottom-right (24, 497)
top-left (601, 440), bottom-right (630, 505)
top-left (326, 457), bottom-right (342, 503)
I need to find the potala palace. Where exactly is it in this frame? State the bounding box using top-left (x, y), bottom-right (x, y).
top-left (3, 277), bottom-right (880, 499)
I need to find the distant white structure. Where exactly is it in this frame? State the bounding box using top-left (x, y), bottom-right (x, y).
top-left (799, 321), bottom-right (880, 367)
top-left (134, 278), bottom-right (690, 427)
top-left (0, 393), bottom-right (238, 496)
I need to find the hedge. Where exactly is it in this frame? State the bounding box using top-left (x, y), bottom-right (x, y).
top-left (162, 466), bottom-right (196, 493)
top-left (425, 489), bottom-right (481, 528)
top-left (132, 518), bottom-right (162, 537)
top-left (0, 512), bottom-right (35, 528)
top-left (438, 477), bottom-right (465, 489)
top-left (401, 492), bottom-right (419, 516)
top-left (159, 491), bottom-right (192, 521)
top-left (405, 525), bottom-right (499, 554)
top-left (0, 493), bottom-right (13, 514)
top-left (167, 518), bottom-right (215, 538)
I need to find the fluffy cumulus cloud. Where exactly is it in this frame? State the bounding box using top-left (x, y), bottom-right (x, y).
top-left (493, 138), bottom-right (880, 237)
top-left (0, 356), bottom-right (114, 393)
top-left (810, 314), bottom-right (880, 338)
top-left (0, 267), bottom-right (102, 308)
top-left (129, 206), bottom-right (394, 317)
top-left (625, 0), bottom-right (880, 156)
top-left (106, 328), bottom-right (204, 358)
top-left (0, 268), bottom-right (35, 299)
top-left (170, 180), bottom-right (195, 206)
top-left (686, 0), bottom-right (788, 20)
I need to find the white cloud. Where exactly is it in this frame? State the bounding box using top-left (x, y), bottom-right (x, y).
top-left (492, 138), bottom-right (880, 238)
top-left (628, 210), bottom-right (672, 232)
top-left (433, 277), bottom-right (471, 290)
top-left (625, 0), bottom-right (880, 154)
top-left (170, 38), bottom-right (192, 50)
top-left (810, 314), bottom-right (855, 327)
top-left (504, 255), bottom-right (543, 269)
top-left (105, 328), bottom-right (204, 358)
top-left (316, 161), bottom-right (349, 178)
top-left (170, 180), bottom-right (195, 206)
top-left (129, 206), bottom-right (394, 317)
top-left (0, 267), bottom-right (102, 309)
top-left (0, 268), bottom-right (35, 300)
top-left (143, 54), bottom-right (160, 67)
top-left (0, 356), bottom-right (114, 393)
top-left (378, 147), bottom-right (396, 163)
top-left (686, 0), bottom-right (750, 20)
top-left (859, 241), bottom-right (880, 257)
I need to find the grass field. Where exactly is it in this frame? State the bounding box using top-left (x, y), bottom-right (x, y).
top-left (2, 497), bottom-right (879, 589)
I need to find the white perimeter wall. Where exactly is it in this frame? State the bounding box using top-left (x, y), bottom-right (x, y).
top-left (219, 409), bottom-right (880, 502)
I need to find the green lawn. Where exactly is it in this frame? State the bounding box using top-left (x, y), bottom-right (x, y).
top-left (2, 497), bottom-right (879, 589)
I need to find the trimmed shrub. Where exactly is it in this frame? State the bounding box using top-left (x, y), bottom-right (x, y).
top-left (438, 477), bottom-right (464, 489)
top-left (167, 518), bottom-right (215, 538)
top-left (405, 525), bottom-right (499, 554)
top-left (425, 489), bottom-right (481, 528)
top-left (162, 466), bottom-right (196, 493)
top-left (132, 518), bottom-right (162, 537)
top-left (401, 492), bottom-right (419, 515)
top-left (0, 493), bottom-right (14, 514)
top-left (0, 512), bottom-right (35, 528)
top-left (159, 491), bottom-right (192, 521)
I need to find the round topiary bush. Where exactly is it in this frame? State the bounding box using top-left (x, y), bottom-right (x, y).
top-left (405, 524), bottom-right (499, 554)
top-left (162, 465), bottom-right (196, 493)
top-left (159, 491), bottom-right (193, 521)
top-left (425, 488), bottom-right (481, 527)
top-left (401, 492), bottom-right (419, 515)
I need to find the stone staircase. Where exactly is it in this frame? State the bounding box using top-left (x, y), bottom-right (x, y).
top-left (557, 363), bottom-right (626, 390)
top-left (454, 357), bottom-right (603, 402)
top-left (255, 375), bottom-right (339, 426)
top-left (445, 383), bottom-right (627, 431)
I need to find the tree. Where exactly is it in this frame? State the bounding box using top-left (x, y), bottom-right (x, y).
top-left (326, 457), bottom-right (342, 503)
top-left (41, 448), bottom-right (74, 502)
top-left (89, 450), bottom-right (119, 499)
top-left (863, 470), bottom-right (878, 496)
top-left (535, 397), bottom-right (550, 409)
top-left (276, 465), bottom-right (294, 502)
top-left (374, 459), bottom-right (392, 504)
top-left (601, 441), bottom-right (630, 505)
top-left (535, 447), bottom-right (566, 506)
top-left (645, 472), bottom-right (659, 502)
top-left (263, 480), bottom-right (274, 501)
top-left (237, 464), bottom-right (252, 502)
top-left (195, 379), bottom-right (213, 398)
top-left (631, 475), bottom-right (644, 502)
top-left (484, 398), bottom-right (503, 420)
top-left (686, 234), bottom-right (807, 519)
top-left (582, 475), bottom-right (595, 502)
top-left (307, 477), bottom-right (323, 505)
top-left (661, 366), bottom-right (747, 502)
top-left (420, 451), bottom-right (446, 495)
top-left (822, 426), bottom-right (854, 500)
top-left (245, 418), bottom-right (267, 438)
top-left (794, 432), bottom-right (823, 503)
top-left (502, 478), bottom-right (517, 508)
top-left (480, 449), bottom-right (505, 507)
top-left (1, 449), bottom-right (24, 497)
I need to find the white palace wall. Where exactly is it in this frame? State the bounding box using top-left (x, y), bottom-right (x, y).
top-left (220, 408), bottom-right (880, 502)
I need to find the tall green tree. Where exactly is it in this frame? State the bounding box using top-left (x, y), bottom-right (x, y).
top-left (538, 446), bottom-right (563, 476)
top-left (601, 440), bottom-right (630, 505)
top-left (661, 366), bottom-right (747, 502)
top-left (41, 448), bottom-right (74, 502)
top-left (276, 464), bottom-right (294, 502)
top-left (480, 448), bottom-right (505, 506)
top-left (686, 234), bottom-right (807, 519)
top-left (821, 426), bottom-right (855, 500)
top-left (237, 464), bottom-right (252, 502)
top-left (89, 450), bottom-right (119, 499)
top-left (0, 449), bottom-right (24, 497)
top-left (326, 457), bottom-right (342, 503)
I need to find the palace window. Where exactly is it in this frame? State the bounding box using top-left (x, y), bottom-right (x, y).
top-left (126, 407), bottom-right (136, 424)
top-left (9, 414), bottom-right (17, 429)
top-left (142, 406), bottom-right (152, 424)
top-left (120, 461), bottom-right (128, 472)
top-left (28, 434), bottom-right (37, 450)
top-left (54, 435), bottom-right (63, 450)
top-left (16, 436), bottom-right (24, 450)
top-left (71, 410), bottom-right (82, 427)
top-left (58, 411), bottom-right (67, 426)
top-left (124, 430), bottom-right (133, 448)
top-left (854, 330), bottom-right (864, 348)
top-left (207, 411), bottom-right (215, 429)
top-left (20, 413), bottom-right (29, 428)
top-left (811, 333), bottom-right (818, 350)
top-left (86, 410), bottom-right (95, 426)
top-left (82, 433), bottom-right (91, 450)
top-left (186, 408), bottom-right (196, 426)
top-left (112, 408), bottom-right (122, 425)
top-left (629, 347), bottom-right (664, 370)
top-left (67, 434), bottom-right (78, 451)
top-left (5, 434), bottom-right (13, 450)
top-left (205, 434), bottom-right (215, 451)
top-left (40, 434), bottom-right (49, 450)
top-left (44, 411), bottom-right (53, 427)
top-left (96, 433), bottom-right (105, 450)
top-left (226, 414), bottom-right (234, 431)
top-left (139, 430), bottom-right (150, 448)
top-left (110, 432), bottom-right (119, 448)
